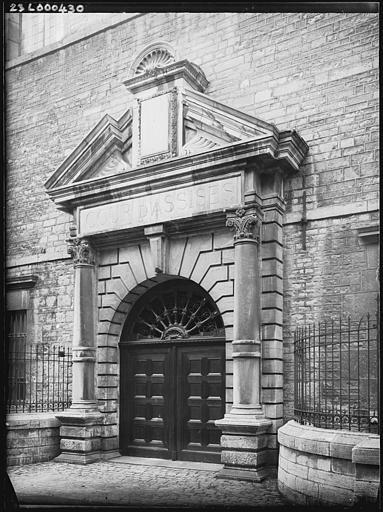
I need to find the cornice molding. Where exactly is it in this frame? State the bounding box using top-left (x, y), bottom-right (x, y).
top-left (356, 223), bottom-right (379, 241)
top-left (6, 275), bottom-right (39, 290)
top-left (123, 59), bottom-right (209, 95)
top-left (46, 133), bottom-right (308, 213)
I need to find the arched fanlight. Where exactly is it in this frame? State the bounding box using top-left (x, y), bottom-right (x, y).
top-left (123, 280), bottom-right (224, 341)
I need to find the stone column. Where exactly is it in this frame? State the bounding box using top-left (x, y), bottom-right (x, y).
top-left (55, 231), bottom-right (103, 464)
top-left (216, 207), bottom-right (272, 481)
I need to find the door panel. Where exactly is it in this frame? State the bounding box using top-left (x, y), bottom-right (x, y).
top-left (177, 344), bottom-right (225, 462)
top-left (120, 341), bottom-right (225, 462)
top-left (123, 346), bottom-right (172, 459)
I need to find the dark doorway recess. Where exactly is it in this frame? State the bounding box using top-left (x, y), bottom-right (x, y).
top-left (119, 279), bottom-right (226, 463)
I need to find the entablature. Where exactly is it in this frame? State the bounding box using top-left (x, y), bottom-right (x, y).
top-left (46, 132), bottom-right (307, 212)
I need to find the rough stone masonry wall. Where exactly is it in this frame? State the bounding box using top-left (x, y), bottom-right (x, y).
top-left (6, 12), bottom-right (379, 431)
top-left (7, 413), bottom-right (60, 466)
top-left (6, 261), bottom-right (74, 347)
top-left (282, 213), bottom-right (379, 420)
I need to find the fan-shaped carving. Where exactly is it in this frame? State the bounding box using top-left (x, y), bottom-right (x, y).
top-left (88, 151), bottom-right (131, 180)
top-left (182, 134), bottom-right (220, 156)
top-left (134, 48), bottom-right (175, 76)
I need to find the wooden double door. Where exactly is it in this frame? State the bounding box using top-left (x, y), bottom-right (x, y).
top-left (120, 340), bottom-right (225, 463)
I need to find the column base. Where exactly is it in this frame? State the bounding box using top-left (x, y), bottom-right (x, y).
top-left (54, 451), bottom-right (101, 465)
top-left (54, 407), bottom-right (104, 465)
top-left (215, 411), bottom-right (272, 481)
top-left (216, 466), bottom-right (270, 482)
top-left (100, 450), bottom-right (121, 461)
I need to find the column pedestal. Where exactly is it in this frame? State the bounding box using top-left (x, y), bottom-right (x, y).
top-left (55, 236), bottom-right (103, 465)
top-left (216, 208), bottom-right (272, 481)
top-left (216, 415), bottom-right (272, 481)
top-left (54, 409), bottom-right (103, 465)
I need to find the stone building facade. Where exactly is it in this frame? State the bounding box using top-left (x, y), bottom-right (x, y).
top-left (6, 10), bottom-right (379, 488)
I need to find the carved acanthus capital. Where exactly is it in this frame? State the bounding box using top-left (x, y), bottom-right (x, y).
top-left (67, 237), bottom-right (95, 265)
top-left (226, 208), bottom-right (261, 242)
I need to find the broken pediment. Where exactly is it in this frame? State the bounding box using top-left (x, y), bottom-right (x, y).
top-left (180, 89), bottom-right (276, 156)
top-left (45, 110), bottom-right (132, 189)
top-left (45, 54), bottom-right (308, 213)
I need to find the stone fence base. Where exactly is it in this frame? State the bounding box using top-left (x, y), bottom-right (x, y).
top-left (6, 413), bottom-right (60, 466)
top-left (277, 420), bottom-right (380, 507)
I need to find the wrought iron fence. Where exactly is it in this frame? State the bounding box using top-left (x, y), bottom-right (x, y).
top-left (7, 342), bottom-right (72, 413)
top-left (294, 313), bottom-right (379, 433)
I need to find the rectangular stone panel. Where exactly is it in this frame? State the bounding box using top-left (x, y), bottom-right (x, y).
top-left (78, 176), bottom-right (241, 236)
top-left (140, 93), bottom-right (170, 157)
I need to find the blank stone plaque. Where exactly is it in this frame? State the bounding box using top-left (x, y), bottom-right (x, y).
top-left (140, 94), bottom-right (170, 156)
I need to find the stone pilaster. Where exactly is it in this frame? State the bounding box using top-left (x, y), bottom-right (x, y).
top-left (55, 230), bottom-right (103, 464)
top-left (261, 194), bottom-right (286, 464)
top-left (216, 207), bottom-right (272, 481)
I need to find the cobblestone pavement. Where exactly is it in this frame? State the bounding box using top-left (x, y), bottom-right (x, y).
top-left (8, 460), bottom-right (288, 509)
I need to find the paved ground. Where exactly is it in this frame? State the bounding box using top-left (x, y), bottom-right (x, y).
top-left (8, 457), bottom-right (288, 510)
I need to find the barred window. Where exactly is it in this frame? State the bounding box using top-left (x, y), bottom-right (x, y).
top-left (7, 310), bottom-right (27, 404)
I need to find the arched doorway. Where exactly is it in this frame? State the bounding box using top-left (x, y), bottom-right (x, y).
top-left (119, 278), bottom-right (226, 463)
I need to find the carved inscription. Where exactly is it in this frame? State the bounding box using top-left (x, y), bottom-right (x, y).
top-left (79, 176), bottom-right (241, 236)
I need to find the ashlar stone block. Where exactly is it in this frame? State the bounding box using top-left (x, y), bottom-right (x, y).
top-left (221, 434), bottom-right (269, 450)
top-left (222, 449), bottom-right (269, 467)
top-left (112, 263), bottom-right (137, 291)
top-left (191, 252), bottom-right (221, 285)
top-left (60, 438), bottom-right (101, 452)
top-left (119, 245), bottom-right (146, 284)
top-left (179, 234), bottom-right (213, 278)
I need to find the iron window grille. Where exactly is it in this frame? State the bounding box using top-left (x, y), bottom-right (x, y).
top-left (7, 311), bottom-right (72, 413)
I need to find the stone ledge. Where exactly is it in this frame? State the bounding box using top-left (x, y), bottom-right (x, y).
top-left (284, 200), bottom-right (379, 225)
top-left (6, 413), bottom-right (61, 430)
top-left (278, 420), bottom-right (379, 461)
top-left (278, 420), bottom-right (380, 507)
top-left (352, 436), bottom-right (380, 466)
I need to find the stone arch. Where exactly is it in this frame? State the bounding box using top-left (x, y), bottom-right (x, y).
top-left (115, 274), bottom-right (227, 460)
top-left (96, 273), bottom-right (230, 454)
top-left (97, 231), bottom-right (235, 349)
top-left (102, 273), bottom-right (230, 355)
top-left (95, 229), bottom-right (235, 452)
top-left (120, 275), bottom-right (226, 342)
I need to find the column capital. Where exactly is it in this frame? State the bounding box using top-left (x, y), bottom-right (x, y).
top-left (67, 236), bottom-right (96, 265)
top-left (226, 207), bottom-right (262, 242)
